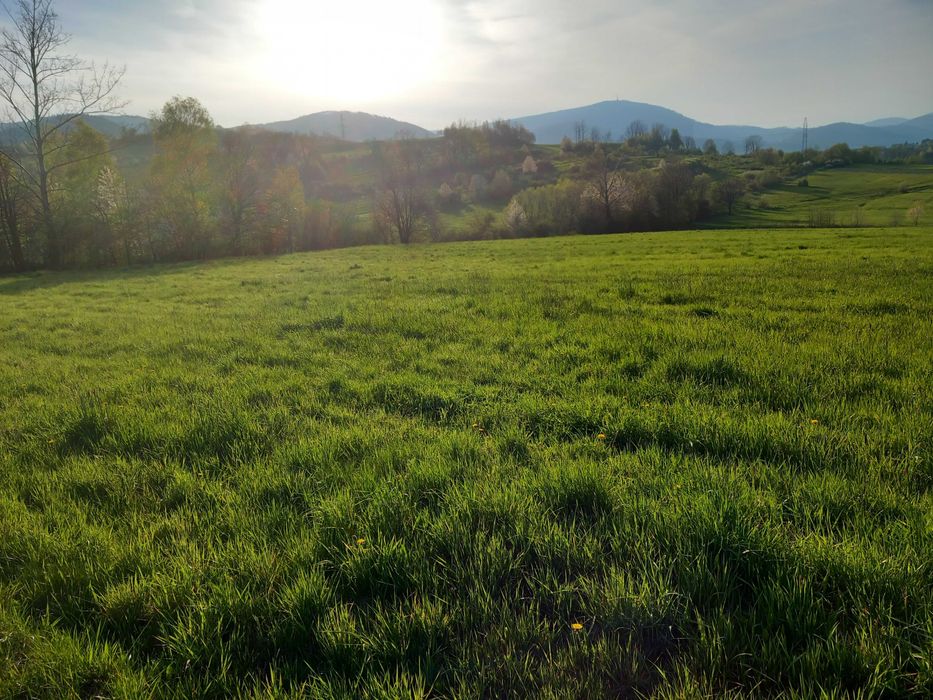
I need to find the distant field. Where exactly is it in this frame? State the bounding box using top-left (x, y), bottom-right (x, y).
top-left (710, 164), bottom-right (933, 229)
top-left (1, 228), bottom-right (931, 697)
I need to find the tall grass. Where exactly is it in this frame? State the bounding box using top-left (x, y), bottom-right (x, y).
top-left (1, 227), bottom-right (931, 697)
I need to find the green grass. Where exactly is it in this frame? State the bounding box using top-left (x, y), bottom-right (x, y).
top-left (1, 228), bottom-right (932, 698)
top-left (710, 164), bottom-right (933, 228)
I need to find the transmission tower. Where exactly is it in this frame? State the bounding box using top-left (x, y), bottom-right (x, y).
top-left (802, 117), bottom-right (808, 153)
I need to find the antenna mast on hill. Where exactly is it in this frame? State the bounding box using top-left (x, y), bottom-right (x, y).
top-left (802, 117), bottom-right (808, 152)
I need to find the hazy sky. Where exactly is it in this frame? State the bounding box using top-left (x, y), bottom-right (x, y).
top-left (47, 0), bottom-right (933, 129)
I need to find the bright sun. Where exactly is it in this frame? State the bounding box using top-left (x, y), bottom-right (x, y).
top-left (254, 0), bottom-right (445, 103)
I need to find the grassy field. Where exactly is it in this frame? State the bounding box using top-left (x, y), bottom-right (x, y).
top-left (710, 165), bottom-right (933, 229)
top-left (1, 228), bottom-right (932, 698)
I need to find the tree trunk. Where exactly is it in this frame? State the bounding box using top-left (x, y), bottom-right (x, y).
top-left (38, 170), bottom-right (59, 267)
top-left (2, 227), bottom-right (25, 271)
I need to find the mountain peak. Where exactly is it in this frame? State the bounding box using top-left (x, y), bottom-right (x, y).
top-left (252, 111), bottom-right (433, 141)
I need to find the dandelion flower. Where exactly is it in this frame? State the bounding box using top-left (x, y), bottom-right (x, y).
top-left (597, 433), bottom-right (607, 441)
top-left (571, 622), bottom-right (584, 631)
top-left (810, 419), bottom-right (819, 425)
top-left (356, 538), bottom-right (366, 545)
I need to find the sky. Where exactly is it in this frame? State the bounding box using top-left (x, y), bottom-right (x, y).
top-left (44, 0), bottom-right (933, 129)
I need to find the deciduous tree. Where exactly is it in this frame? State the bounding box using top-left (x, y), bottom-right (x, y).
top-left (149, 96), bottom-right (217, 259)
top-left (0, 0), bottom-right (123, 267)
top-left (715, 177), bottom-right (745, 215)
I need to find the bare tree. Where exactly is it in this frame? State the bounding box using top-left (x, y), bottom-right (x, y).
top-left (0, 151), bottom-right (26, 269)
top-left (744, 135), bottom-right (763, 155)
top-left (574, 120), bottom-right (587, 144)
top-left (584, 146), bottom-right (626, 229)
top-left (376, 138), bottom-right (425, 244)
top-left (625, 120), bottom-right (646, 141)
top-left (0, 0), bottom-right (124, 267)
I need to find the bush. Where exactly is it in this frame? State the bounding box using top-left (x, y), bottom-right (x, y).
top-left (757, 170), bottom-right (782, 189)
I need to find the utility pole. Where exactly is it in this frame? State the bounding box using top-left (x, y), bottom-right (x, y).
top-left (802, 117), bottom-right (808, 153)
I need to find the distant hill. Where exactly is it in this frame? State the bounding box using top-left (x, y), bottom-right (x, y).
top-left (0, 114), bottom-right (149, 144)
top-left (511, 100), bottom-right (933, 150)
top-left (899, 113), bottom-right (933, 133)
top-left (864, 117), bottom-right (908, 128)
top-left (252, 111), bottom-right (433, 141)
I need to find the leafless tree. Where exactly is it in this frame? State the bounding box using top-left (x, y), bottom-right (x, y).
top-left (0, 0), bottom-right (124, 267)
top-left (584, 147), bottom-right (627, 229)
top-left (0, 152), bottom-right (25, 269)
top-left (377, 138), bottom-right (424, 244)
top-left (744, 135), bottom-right (763, 155)
top-left (574, 120), bottom-right (587, 144)
top-left (626, 120), bottom-right (646, 141)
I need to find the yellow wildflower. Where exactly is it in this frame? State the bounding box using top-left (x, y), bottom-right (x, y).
top-left (571, 622), bottom-right (584, 631)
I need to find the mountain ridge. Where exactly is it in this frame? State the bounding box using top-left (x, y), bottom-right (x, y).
top-left (249, 110), bottom-right (433, 141)
top-left (2, 103), bottom-right (930, 150)
top-left (510, 100), bottom-right (933, 150)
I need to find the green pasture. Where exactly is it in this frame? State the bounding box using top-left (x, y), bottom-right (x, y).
top-left (1, 227), bottom-right (931, 697)
top-left (712, 165), bottom-right (933, 228)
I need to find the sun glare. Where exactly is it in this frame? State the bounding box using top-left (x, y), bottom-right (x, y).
top-left (254, 0), bottom-right (445, 103)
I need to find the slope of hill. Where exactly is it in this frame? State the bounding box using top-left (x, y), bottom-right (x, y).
top-left (512, 100), bottom-right (933, 150)
top-left (708, 164), bottom-right (933, 229)
top-left (899, 113), bottom-right (933, 135)
top-left (0, 114), bottom-right (150, 144)
top-left (254, 110), bottom-right (433, 141)
top-left (864, 117), bottom-right (908, 128)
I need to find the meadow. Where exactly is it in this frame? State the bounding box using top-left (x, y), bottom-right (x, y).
top-left (708, 165), bottom-right (933, 229)
top-left (1, 227), bottom-right (931, 698)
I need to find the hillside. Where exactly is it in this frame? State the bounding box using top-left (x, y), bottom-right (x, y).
top-left (708, 164), bottom-right (933, 228)
top-left (253, 110), bottom-right (434, 141)
top-left (0, 114), bottom-right (150, 144)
